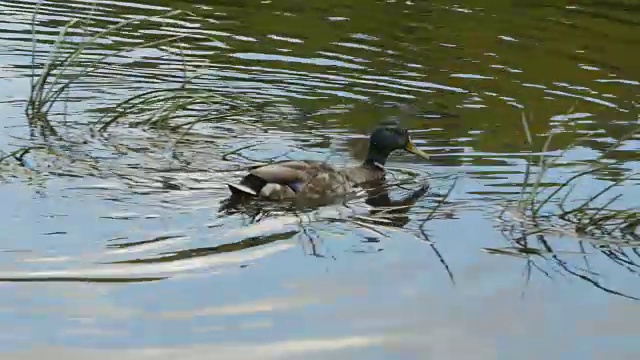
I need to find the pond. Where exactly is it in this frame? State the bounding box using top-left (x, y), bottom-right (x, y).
top-left (0, 0), bottom-right (639, 358)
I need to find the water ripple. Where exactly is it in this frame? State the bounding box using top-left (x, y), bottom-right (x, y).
top-left (0, 0), bottom-right (639, 354)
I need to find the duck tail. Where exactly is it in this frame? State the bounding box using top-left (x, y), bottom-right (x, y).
top-left (226, 174), bottom-right (266, 196)
top-left (226, 182), bottom-right (258, 196)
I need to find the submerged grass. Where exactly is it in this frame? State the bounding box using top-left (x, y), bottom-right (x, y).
top-left (492, 111), bottom-right (640, 300)
top-left (25, 5), bottom-right (265, 139)
top-left (27, 7), bottom-right (190, 126)
top-left (511, 113), bottom-right (639, 239)
top-left (93, 87), bottom-right (262, 135)
top-left (0, 146), bottom-right (45, 169)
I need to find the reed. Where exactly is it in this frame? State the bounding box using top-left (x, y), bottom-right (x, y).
top-left (26, 5), bottom-right (275, 149)
top-left (491, 112), bottom-right (640, 300)
top-left (512, 113), bottom-right (638, 239)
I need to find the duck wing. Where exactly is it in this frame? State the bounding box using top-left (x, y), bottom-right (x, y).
top-left (249, 160), bottom-right (323, 184)
top-left (226, 160), bottom-right (331, 197)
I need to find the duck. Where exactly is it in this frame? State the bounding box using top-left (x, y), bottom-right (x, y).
top-left (225, 126), bottom-right (430, 205)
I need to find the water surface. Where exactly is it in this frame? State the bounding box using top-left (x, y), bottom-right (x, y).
top-left (0, 0), bottom-right (639, 358)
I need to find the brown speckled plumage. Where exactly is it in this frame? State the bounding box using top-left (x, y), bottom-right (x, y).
top-left (225, 126), bottom-right (430, 205)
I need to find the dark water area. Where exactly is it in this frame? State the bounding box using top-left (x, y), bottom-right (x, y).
top-left (0, 0), bottom-right (639, 358)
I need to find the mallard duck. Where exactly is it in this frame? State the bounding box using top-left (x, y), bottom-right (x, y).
top-left (225, 126), bottom-right (430, 204)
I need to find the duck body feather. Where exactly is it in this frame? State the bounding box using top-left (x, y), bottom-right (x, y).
top-left (224, 125), bottom-right (431, 205)
top-left (226, 160), bottom-right (385, 202)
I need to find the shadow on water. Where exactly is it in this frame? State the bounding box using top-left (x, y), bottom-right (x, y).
top-left (0, 0), bottom-right (639, 357)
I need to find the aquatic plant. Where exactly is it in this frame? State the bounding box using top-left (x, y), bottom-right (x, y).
top-left (491, 112), bottom-right (639, 300)
top-left (25, 5), bottom-right (216, 134)
top-left (513, 112), bottom-right (638, 237)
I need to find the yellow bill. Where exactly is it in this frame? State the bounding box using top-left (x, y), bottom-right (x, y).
top-left (405, 138), bottom-right (430, 160)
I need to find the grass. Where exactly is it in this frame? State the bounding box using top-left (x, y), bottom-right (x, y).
top-left (509, 112), bottom-right (639, 239)
top-left (25, 5), bottom-right (266, 140)
top-left (13, 2), bottom-right (286, 179)
top-left (490, 111), bottom-right (640, 300)
top-left (93, 87), bottom-right (264, 136)
top-left (27, 7), bottom-right (189, 127)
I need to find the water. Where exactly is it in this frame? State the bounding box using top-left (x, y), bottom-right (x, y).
top-left (0, 0), bottom-right (639, 358)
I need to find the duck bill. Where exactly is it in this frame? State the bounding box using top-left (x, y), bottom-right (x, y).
top-left (405, 140), bottom-right (430, 160)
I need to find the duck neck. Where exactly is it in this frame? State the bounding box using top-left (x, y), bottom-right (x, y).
top-left (363, 145), bottom-right (390, 168)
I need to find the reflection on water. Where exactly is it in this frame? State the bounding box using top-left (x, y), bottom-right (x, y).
top-left (0, 0), bottom-right (639, 357)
